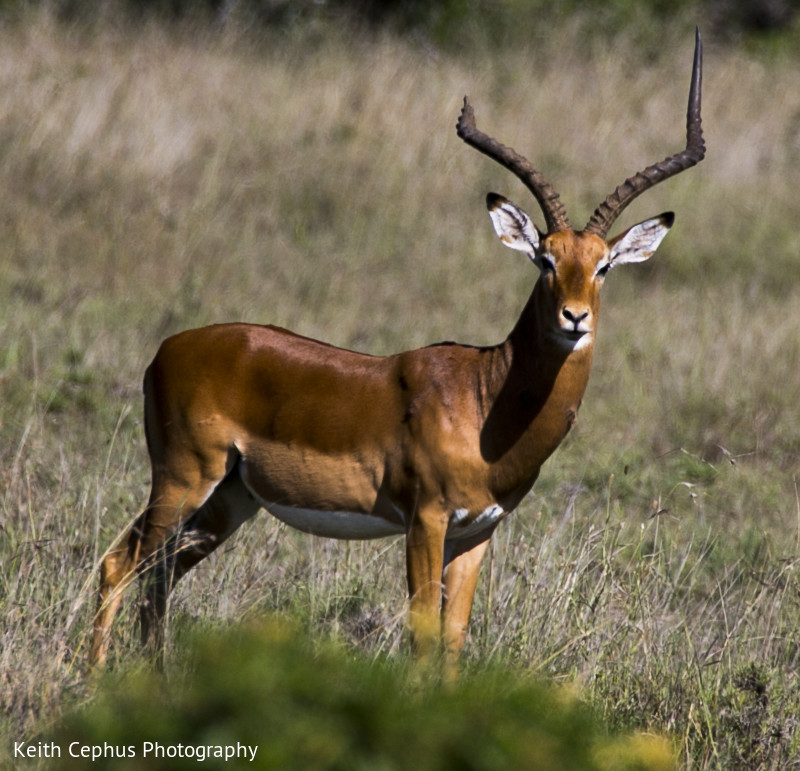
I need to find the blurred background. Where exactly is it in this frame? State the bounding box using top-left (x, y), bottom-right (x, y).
top-left (2, 2), bottom-right (800, 768)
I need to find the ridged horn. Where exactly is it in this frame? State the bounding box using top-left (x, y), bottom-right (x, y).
top-left (583, 28), bottom-right (706, 238)
top-left (456, 97), bottom-right (571, 234)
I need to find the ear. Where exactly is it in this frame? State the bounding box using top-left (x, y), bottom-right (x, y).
top-left (607, 212), bottom-right (675, 265)
top-left (486, 193), bottom-right (540, 255)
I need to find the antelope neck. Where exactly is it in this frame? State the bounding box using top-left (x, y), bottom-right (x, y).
top-left (475, 277), bottom-right (595, 504)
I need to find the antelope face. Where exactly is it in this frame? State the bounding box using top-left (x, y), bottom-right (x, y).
top-left (459, 28), bottom-right (702, 352)
top-left (537, 229), bottom-right (608, 346)
top-left (487, 193), bottom-right (674, 349)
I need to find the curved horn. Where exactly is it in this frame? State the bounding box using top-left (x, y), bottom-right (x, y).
top-left (584, 28), bottom-right (706, 238)
top-left (457, 97), bottom-right (571, 234)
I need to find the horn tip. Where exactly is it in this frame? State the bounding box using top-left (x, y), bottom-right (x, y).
top-left (456, 96), bottom-right (475, 136)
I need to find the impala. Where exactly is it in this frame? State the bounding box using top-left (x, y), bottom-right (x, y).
top-left (90, 32), bottom-right (705, 672)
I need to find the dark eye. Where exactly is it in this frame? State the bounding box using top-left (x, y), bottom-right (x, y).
top-left (539, 254), bottom-right (556, 274)
top-left (595, 262), bottom-right (612, 278)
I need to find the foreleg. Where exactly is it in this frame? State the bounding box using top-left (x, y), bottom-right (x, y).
top-left (441, 530), bottom-right (493, 678)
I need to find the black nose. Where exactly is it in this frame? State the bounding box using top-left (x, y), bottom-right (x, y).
top-left (562, 308), bottom-right (588, 324)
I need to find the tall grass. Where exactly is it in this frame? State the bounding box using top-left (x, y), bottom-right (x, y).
top-left (2, 9), bottom-right (800, 768)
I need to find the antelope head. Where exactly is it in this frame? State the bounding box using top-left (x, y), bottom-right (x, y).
top-left (457, 29), bottom-right (705, 350)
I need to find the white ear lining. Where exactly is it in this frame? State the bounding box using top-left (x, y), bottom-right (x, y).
top-left (609, 212), bottom-right (674, 265)
top-left (487, 194), bottom-right (540, 255)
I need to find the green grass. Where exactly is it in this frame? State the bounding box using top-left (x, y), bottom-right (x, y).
top-left (2, 7), bottom-right (800, 769)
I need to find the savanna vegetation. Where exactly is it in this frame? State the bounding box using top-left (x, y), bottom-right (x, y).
top-left (2, 1), bottom-right (800, 768)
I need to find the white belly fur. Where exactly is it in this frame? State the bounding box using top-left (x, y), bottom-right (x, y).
top-left (261, 500), bottom-right (505, 542)
top-left (265, 502), bottom-right (405, 540)
top-left (240, 465), bottom-right (505, 541)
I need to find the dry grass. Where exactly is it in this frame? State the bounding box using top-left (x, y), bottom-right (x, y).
top-left (2, 9), bottom-right (800, 768)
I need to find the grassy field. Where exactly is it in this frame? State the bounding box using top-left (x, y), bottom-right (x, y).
top-left (2, 6), bottom-right (800, 768)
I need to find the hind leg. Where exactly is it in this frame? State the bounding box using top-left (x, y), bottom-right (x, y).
top-left (90, 457), bottom-right (227, 668)
top-left (139, 465), bottom-right (261, 663)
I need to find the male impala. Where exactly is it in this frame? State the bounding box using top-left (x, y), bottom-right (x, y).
top-left (90, 32), bottom-right (705, 672)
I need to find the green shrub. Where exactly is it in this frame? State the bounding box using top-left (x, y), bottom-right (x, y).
top-left (42, 619), bottom-right (674, 771)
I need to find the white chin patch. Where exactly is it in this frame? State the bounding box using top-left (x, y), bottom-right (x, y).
top-left (553, 330), bottom-right (592, 350)
top-left (568, 332), bottom-right (593, 351)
